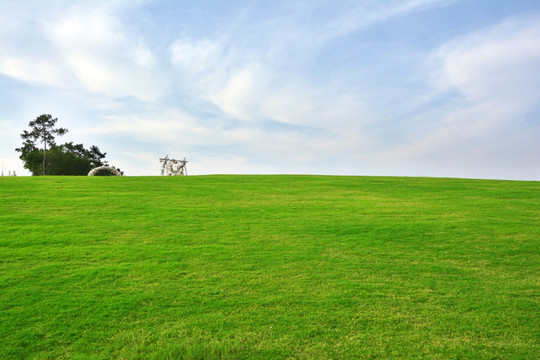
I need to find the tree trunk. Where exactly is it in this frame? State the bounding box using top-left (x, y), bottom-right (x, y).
top-left (42, 140), bottom-right (47, 175)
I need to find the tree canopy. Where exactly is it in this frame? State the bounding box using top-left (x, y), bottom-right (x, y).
top-left (18, 114), bottom-right (68, 175)
top-left (16, 114), bottom-right (122, 176)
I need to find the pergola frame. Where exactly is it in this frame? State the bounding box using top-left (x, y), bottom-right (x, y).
top-left (160, 155), bottom-right (188, 176)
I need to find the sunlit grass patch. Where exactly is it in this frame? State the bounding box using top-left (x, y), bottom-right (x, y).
top-left (1, 175), bottom-right (538, 359)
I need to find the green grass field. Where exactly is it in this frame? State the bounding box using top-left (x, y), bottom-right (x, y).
top-left (1, 175), bottom-right (538, 359)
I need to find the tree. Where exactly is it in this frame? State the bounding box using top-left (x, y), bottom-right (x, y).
top-left (16, 115), bottom-right (123, 176)
top-left (43, 143), bottom-right (106, 175)
top-left (18, 114), bottom-right (68, 175)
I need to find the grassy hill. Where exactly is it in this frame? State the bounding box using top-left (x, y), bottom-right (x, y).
top-left (1, 175), bottom-right (538, 359)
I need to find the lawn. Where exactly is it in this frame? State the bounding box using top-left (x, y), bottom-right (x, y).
top-left (0, 175), bottom-right (538, 359)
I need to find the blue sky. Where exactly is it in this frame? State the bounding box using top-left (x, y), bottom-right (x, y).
top-left (1, 0), bottom-right (539, 179)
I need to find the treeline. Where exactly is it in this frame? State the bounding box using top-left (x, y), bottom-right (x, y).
top-left (16, 114), bottom-right (123, 176)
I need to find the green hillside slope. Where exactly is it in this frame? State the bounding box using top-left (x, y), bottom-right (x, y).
top-left (1, 175), bottom-right (538, 359)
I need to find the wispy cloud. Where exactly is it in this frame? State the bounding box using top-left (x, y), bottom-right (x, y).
top-left (323, 0), bottom-right (449, 39)
top-left (432, 14), bottom-right (540, 104)
top-left (0, 1), bottom-right (168, 101)
top-left (381, 14), bottom-right (540, 178)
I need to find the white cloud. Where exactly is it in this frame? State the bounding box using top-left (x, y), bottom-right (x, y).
top-left (47, 5), bottom-right (126, 50)
top-left (80, 108), bottom-right (200, 142)
top-left (208, 64), bottom-right (268, 121)
top-left (47, 5), bottom-right (167, 101)
top-left (167, 1), bottom-right (433, 131)
top-left (0, 57), bottom-right (66, 88)
top-left (432, 15), bottom-right (540, 104)
top-left (324, 0), bottom-right (449, 39)
top-left (130, 41), bottom-right (157, 68)
top-left (170, 38), bottom-right (226, 74)
top-left (63, 52), bottom-right (166, 102)
top-left (380, 14), bottom-right (540, 178)
top-left (0, 1), bottom-right (167, 102)
top-left (207, 63), bottom-right (373, 134)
